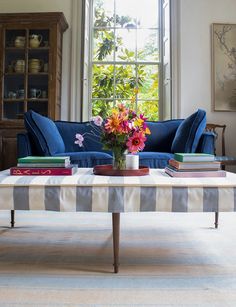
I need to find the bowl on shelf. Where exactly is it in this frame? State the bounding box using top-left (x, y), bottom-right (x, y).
top-left (7, 91), bottom-right (17, 99)
top-left (17, 89), bottom-right (24, 99)
top-left (29, 59), bottom-right (44, 73)
top-left (14, 36), bottom-right (25, 48)
top-left (12, 59), bottom-right (25, 73)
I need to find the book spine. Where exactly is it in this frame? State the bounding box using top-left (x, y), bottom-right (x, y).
top-left (18, 159), bottom-right (69, 164)
top-left (173, 154), bottom-right (215, 162)
top-left (169, 159), bottom-right (180, 168)
top-left (168, 161), bottom-right (221, 171)
top-left (17, 163), bottom-right (68, 167)
top-left (173, 154), bottom-right (184, 162)
top-left (165, 167), bottom-right (226, 178)
top-left (10, 168), bottom-right (73, 176)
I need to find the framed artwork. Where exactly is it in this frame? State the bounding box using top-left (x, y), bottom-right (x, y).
top-left (212, 23), bottom-right (236, 111)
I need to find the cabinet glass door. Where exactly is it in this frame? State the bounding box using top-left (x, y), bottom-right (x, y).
top-left (28, 29), bottom-right (49, 116)
top-left (3, 29), bottom-right (26, 119)
top-left (2, 28), bottom-right (50, 120)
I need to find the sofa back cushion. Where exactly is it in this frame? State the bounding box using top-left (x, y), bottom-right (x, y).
top-left (144, 119), bottom-right (182, 152)
top-left (24, 110), bottom-right (65, 155)
top-left (55, 121), bottom-right (106, 153)
top-left (171, 109), bottom-right (206, 153)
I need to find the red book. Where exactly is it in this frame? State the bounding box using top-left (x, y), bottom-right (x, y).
top-left (10, 166), bottom-right (77, 176)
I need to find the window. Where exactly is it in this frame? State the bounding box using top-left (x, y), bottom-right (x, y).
top-left (85, 0), bottom-right (171, 120)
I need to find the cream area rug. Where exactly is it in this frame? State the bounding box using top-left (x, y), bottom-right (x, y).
top-left (0, 211), bottom-right (236, 307)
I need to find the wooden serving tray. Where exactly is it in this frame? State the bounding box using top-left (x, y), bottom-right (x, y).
top-left (93, 165), bottom-right (149, 176)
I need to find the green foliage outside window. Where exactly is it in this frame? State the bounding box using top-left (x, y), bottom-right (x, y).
top-left (92, 0), bottom-right (159, 121)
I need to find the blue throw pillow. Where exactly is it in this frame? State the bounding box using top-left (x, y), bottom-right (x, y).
top-left (24, 110), bottom-right (65, 155)
top-left (171, 109), bottom-right (206, 153)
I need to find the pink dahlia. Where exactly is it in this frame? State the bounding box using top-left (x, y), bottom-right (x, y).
top-left (126, 131), bottom-right (147, 153)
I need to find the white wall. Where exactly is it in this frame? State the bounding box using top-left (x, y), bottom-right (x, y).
top-left (0, 0), bottom-right (72, 120)
top-left (179, 0), bottom-right (236, 167)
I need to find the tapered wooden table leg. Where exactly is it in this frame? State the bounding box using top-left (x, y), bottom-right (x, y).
top-left (112, 213), bottom-right (120, 273)
top-left (11, 210), bottom-right (15, 228)
top-left (215, 212), bottom-right (219, 229)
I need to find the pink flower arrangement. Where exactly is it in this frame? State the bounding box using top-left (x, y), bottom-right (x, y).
top-left (101, 104), bottom-right (150, 154)
top-left (75, 104), bottom-right (150, 169)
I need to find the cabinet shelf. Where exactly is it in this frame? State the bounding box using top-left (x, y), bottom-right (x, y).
top-left (27, 98), bottom-right (48, 102)
top-left (4, 72), bottom-right (25, 76)
top-left (3, 99), bottom-right (24, 102)
top-left (3, 99), bottom-right (48, 102)
top-left (5, 47), bottom-right (50, 51)
top-left (5, 47), bottom-right (25, 51)
top-left (5, 72), bottom-right (49, 76)
top-left (28, 72), bottom-right (48, 75)
top-left (29, 47), bottom-right (50, 51)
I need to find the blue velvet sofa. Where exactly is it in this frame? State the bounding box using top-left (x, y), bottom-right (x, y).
top-left (17, 109), bottom-right (215, 168)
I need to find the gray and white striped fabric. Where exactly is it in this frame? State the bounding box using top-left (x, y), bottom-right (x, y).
top-left (0, 168), bottom-right (236, 212)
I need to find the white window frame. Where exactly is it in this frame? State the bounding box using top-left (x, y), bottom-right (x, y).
top-left (74, 0), bottom-right (177, 121)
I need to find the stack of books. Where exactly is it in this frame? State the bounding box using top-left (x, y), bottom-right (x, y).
top-left (10, 156), bottom-right (77, 176)
top-left (165, 153), bottom-right (226, 177)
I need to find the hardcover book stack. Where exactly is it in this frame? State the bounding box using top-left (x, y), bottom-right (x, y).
top-left (165, 153), bottom-right (226, 177)
top-left (10, 156), bottom-right (77, 176)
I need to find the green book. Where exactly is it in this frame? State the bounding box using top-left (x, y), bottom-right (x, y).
top-left (18, 156), bottom-right (70, 164)
top-left (174, 153), bottom-right (215, 162)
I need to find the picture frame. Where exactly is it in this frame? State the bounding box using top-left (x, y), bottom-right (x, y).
top-left (212, 23), bottom-right (236, 111)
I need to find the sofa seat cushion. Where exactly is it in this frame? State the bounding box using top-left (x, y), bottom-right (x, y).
top-left (171, 109), bottom-right (206, 153)
top-left (55, 151), bottom-right (112, 167)
top-left (138, 152), bottom-right (174, 168)
top-left (24, 110), bottom-right (65, 155)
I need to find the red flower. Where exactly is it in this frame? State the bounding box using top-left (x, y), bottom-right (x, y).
top-left (126, 131), bottom-right (147, 153)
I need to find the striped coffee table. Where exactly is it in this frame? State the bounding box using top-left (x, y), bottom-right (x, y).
top-left (0, 168), bottom-right (236, 273)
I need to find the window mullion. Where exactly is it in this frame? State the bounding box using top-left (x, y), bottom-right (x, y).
top-left (113, 0), bottom-right (116, 107)
top-left (135, 22), bottom-right (138, 112)
top-left (92, 60), bottom-right (160, 65)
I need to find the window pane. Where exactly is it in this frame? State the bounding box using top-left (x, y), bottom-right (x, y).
top-left (116, 0), bottom-right (137, 28)
top-left (116, 0), bottom-right (158, 29)
top-left (92, 100), bottom-right (113, 117)
top-left (93, 30), bottom-right (115, 61)
top-left (114, 99), bottom-right (134, 109)
top-left (137, 30), bottom-right (159, 62)
top-left (94, 0), bottom-right (114, 28)
top-left (136, 0), bottom-right (158, 28)
top-left (115, 65), bottom-right (136, 99)
top-left (92, 64), bottom-right (114, 98)
top-left (137, 65), bottom-right (158, 99)
top-left (137, 101), bottom-right (159, 121)
top-left (116, 29), bottom-right (136, 62)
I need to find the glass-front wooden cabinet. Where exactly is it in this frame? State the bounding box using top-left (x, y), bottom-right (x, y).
top-left (0, 13), bottom-right (68, 170)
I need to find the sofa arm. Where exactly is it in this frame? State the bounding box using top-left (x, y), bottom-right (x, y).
top-left (17, 133), bottom-right (33, 158)
top-left (196, 131), bottom-right (215, 154)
